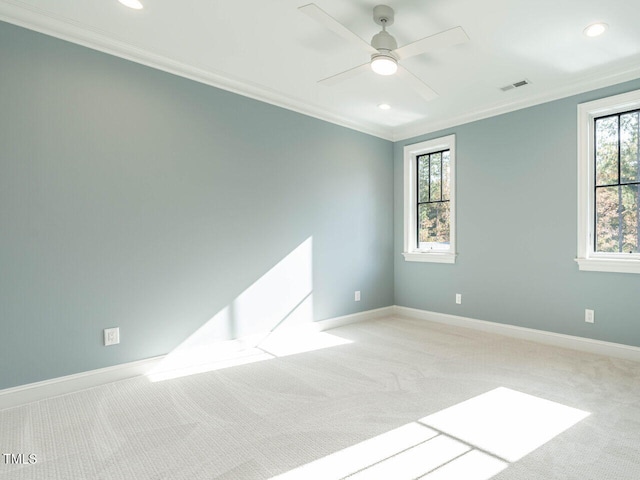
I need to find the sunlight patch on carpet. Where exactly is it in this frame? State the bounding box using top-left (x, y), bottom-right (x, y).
top-left (420, 387), bottom-right (590, 462)
top-left (269, 387), bottom-right (589, 479)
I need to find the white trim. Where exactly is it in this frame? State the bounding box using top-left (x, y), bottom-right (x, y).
top-left (402, 252), bottom-right (456, 263)
top-left (3, 304), bottom-right (638, 410)
top-left (310, 305), bottom-right (395, 331)
top-left (0, 356), bottom-right (163, 412)
top-left (574, 257), bottom-right (640, 274)
top-left (393, 62), bottom-right (640, 141)
top-left (0, 2), bottom-right (392, 141)
top-left (2, 1), bottom-right (640, 143)
top-left (0, 306), bottom-right (394, 411)
top-left (394, 306), bottom-right (640, 363)
top-left (403, 135), bottom-right (457, 263)
top-left (576, 88), bottom-right (640, 274)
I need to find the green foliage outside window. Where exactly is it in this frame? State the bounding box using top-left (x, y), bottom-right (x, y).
top-left (595, 112), bottom-right (640, 253)
top-left (417, 151), bottom-right (451, 248)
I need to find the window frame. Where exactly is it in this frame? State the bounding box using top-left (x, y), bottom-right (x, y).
top-left (576, 89), bottom-right (640, 274)
top-left (403, 134), bottom-right (457, 263)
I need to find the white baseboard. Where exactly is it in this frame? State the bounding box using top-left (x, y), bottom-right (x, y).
top-left (0, 356), bottom-right (164, 412)
top-left (12, 304), bottom-right (631, 411)
top-left (394, 305), bottom-right (640, 363)
top-left (0, 306), bottom-right (394, 411)
top-left (314, 305), bottom-right (395, 331)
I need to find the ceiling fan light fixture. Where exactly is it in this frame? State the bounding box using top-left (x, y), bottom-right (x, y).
top-left (371, 54), bottom-right (398, 76)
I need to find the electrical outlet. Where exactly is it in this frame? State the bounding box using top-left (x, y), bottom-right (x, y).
top-left (355, 291), bottom-right (361, 302)
top-left (585, 309), bottom-right (595, 324)
top-left (456, 293), bottom-right (462, 305)
top-left (104, 327), bottom-right (120, 346)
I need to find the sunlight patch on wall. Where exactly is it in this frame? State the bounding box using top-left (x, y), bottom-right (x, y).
top-left (145, 237), bottom-right (353, 382)
top-left (233, 237), bottom-right (313, 338)
top-left (145, 306), bottom-right (234, 378)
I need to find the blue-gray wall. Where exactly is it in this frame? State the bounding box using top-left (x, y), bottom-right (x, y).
top-left (394, 79), bottom-right (640, 348)
top-left (0, 22), bottom-right (394, 390)
top-left (2, 19), bottom-right (640, 392)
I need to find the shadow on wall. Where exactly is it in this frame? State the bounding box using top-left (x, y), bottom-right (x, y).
top-left (147, 237), bottom-right (352, 382)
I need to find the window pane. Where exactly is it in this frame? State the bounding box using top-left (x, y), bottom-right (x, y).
top-left (430, 152), bottom-right (442, 201)
top-left (596, 186), bottom-right (620, 252)
top-left (595, 185), bottom-right (640, 253)
top-left (442, 151), bottom-right (450, 201)
top-left (418, 202), bottom-right (450, 249)
top-left (418, 155), bottom-right (429, 203)
top-left (595, 116), bottom-right (619, 186)
top-left (620, 112), bottom-right (639, 184)
top-left (621, 184), bottom-right (639, 253)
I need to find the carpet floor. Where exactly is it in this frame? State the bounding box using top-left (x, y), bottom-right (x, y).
top-left (1, 316), bottom-right (639, 479)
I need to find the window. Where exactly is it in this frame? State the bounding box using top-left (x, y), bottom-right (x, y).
top-left (403, 135), bottom-right (456, 263)
top-left (576, 89), bottom-right (640, 274)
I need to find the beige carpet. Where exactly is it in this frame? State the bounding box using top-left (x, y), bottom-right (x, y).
top-left (1, 316), bottom-right (639, 479)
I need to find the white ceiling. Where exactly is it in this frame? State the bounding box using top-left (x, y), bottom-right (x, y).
top-left (2, 0), bottom-right (640, 140)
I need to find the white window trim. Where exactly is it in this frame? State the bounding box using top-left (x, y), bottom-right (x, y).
top-left (576, 88), bottom-right (640, 274)
top-left (403, 134), bottom-right (456, 263)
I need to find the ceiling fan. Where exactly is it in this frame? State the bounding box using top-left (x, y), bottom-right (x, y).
top-left (299, 3), bottom-right (469, 101)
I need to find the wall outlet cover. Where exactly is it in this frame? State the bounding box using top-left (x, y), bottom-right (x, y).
top-left (585, 309), bottom-right (595, 324)
top-left (104, 327), bottom-right (120, 346)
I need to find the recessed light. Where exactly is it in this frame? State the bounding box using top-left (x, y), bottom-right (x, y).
top-left (378, 103), bottom-right (391, 110)
top-left (583, 23), bottom-right (608, 37)
top-left (118, 0), bottom-right (143, 10)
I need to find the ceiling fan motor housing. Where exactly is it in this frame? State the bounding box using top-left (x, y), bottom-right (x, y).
top-left (370, 5), bottom-right (398, 75)
top-left (371, 29), bottom-right (397, 52)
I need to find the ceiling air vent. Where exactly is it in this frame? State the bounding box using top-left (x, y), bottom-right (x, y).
top-left (500, 79), bottom-right (531, 92)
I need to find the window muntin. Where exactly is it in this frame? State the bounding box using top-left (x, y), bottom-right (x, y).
top-left (576, 88), bottom-right (640, 274)
top-left (417, 150), bottom-right (451, 250)
top-left (403, 135), bottom-right (456, 263)
top-left (593, 110), bottom-right (640, 254)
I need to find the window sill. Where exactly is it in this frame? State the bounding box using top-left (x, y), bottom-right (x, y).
top-left (403, 252), bottom-right (456, 264)
top-left (575, 257), bottom-right (640, 274)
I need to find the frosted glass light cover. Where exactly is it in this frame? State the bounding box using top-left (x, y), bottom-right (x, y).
top-left (371, 56), bottom-right (397, 76)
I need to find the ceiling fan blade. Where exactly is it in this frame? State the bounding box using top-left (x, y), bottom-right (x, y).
top-left (318, 63), bottom-right (370, 86)
top-left (299, 3), bottom-right (378, 55)
top-left (394, 26), bottom-right (469, 60)
top-left (396, 66), bottom-right (438, 101)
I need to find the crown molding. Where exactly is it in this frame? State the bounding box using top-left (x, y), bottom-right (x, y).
top-left (0, 1), bottom-right (394, 141)
top-left (392, 61), bottom-right (640, 141)
top-left (2, 1), bottom-right (639, 145)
